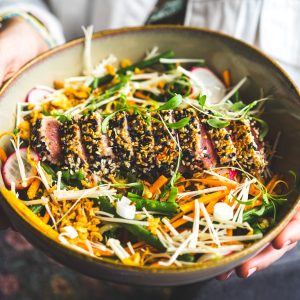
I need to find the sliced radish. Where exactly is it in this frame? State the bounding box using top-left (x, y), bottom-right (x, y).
top-left (1, 148), bottom-right (39, 190)
top-left (190, 67), bottom-right (226, 105)
top-left (26, 86), bottom-right (55, 104)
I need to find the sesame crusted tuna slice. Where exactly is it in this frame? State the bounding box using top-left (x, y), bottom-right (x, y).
top-left (107, 111), bottom-right (134, 172)
top-left (231, 119), bottom-right (267, 175)
top-left (31, 117), bottom-right (62, 165)
top-left (174, 108), bottom-right (217, 171)
top-left (80, 112), bottom-right (118, 177)
top-left (59, 117), bottom-right (89, 174)
top-left (201, 116), bottom-right (237, 166)
top-left (127, 113), bottom-right (156, 177)
top-left (152, 111), bottom-right (179, 177)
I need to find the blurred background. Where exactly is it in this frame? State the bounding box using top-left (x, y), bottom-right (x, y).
top-left (0, 0), bottom-right (299, 299)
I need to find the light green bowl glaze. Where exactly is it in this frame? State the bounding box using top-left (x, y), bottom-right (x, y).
top-left (0, 25), bottom-right (299, 286)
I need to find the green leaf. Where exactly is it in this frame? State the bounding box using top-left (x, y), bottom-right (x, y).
top-left (167, 117), bottom-right (190, 129)
top-left (156, 94), bottom-right (182, 111)
top-left (231, 101), bottom-right (246, 111)
top-left (101, 112), bottom-right (117, 134)
top-left (197, 95), bottom-right (206, 108)
top-left (13, 128), bottom-right (20, 135)
top-left (233, 195), bottom-right (257, 205)
top-left (207, 118), bottom-right (230, 128)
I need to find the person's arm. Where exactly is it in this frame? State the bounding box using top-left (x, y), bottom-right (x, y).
top-left (0, 0), bottom-right (65, 85)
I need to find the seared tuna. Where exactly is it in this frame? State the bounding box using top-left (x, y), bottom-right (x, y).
top-left (231, 119), bottom-right (267, 174)
top-left (59, 117), bottom-right (89, 174)
top-left (80, 112), bottom-right (117, 177)
top-left (31, 118), bottom-right (62, 165)
top-left (107, 111), bottom-right (134, 172)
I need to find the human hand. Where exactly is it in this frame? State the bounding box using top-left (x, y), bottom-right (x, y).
top-left (218, 208), bottom-right (300, 280)
top-left (0, 16), bottom-right (49, 85)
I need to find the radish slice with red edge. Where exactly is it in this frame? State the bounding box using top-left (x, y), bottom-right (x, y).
top-left (26, 86), bottom-right (55, 104)
top-left (190, 67), bottom-right (226, 105)
top-left (1, 148), bottom-right (39, 190)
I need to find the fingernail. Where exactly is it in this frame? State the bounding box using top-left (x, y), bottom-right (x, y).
top-left (247, 267), bottom-right (257, 278)
top-left (224, 270), bottom-right (234, 280)
top-left (283, 240), bottom-right (291, 247)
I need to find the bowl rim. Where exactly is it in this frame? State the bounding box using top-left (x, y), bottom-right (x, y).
top-left (0, 24), bottom-right (299, 275)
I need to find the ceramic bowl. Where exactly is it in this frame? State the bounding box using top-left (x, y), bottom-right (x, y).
top-left (0, 25), bottom-right (299, 286)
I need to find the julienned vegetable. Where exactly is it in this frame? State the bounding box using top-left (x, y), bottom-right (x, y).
top-left (0, 31), bottom-right (292, 268)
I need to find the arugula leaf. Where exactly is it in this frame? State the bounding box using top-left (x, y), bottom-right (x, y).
top-left (207, 118), bottom-right (230, 128)
top-left (197, 95), bottom-right (206, 108)
top-left (231, 101), bottom-right (246, 111)
top-left (156, 94), bottom-right (182, 111)
top-left (167, 117), bottom-right (190, 129)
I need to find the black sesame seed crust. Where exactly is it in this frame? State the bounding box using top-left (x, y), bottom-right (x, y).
top-left (152, 111), bottom-right (179, 177)
top-left (107, 111), bottom-right (134, 172)
top-left (80, 112), bottom-right (118, 177)
top-left (201, 116), bottom-right (237, 166)
top-left (174, 108), bottom-right (204, 171)
top-left (231, 119), bottom-right (267, 175)
top-left (59, 118), bottom-right (89, 174)
top-left (127, 113), bottom-right (156, 177)
top-left (30, 118), bottom-right (61, 165)
top-left (31, 118), bottom-right (50, 162)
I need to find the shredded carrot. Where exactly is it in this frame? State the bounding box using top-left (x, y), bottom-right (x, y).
top-left (27, 178), bottom-right (41, 199)
top-left (182, 178), bottom-right (237, 189)
top-left (0, 146), bottom-right (7, 163)
top-left (206, 198), bottom-right (220, 214)
top-left (227, 229), bottom-right (233, 236)
top-left (223, 69), bottom-right (231, 88)
top-left (41, 211), bottom-right (50, 224)
top-left (149, 175), bottom-right (168, 195)
top-left (134, 91), bottom-right (150, 100)
top-left (268, 180), bottom-right (288, 194)
top-left (177, 185), bottom-right (185, 193)
top-left (170, 210), bottom-right (186, 224)
top-left (169, 212), bottom-right (194, 230)
top-left (78, 243), bottom-right (114, 256)
top-left (266, 175), bottom-right (280, 192)
top-left (130, 241), bottom-right (145, 249)
top-left (180, 191), bottom-right (228, 214)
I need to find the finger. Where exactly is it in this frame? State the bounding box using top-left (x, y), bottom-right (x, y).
top-left (272, 219), bottom-right (300, 249)
top-left (236, 242), bottom-right (297, 278)
top-left (216, 270), bottom-right (234, 281)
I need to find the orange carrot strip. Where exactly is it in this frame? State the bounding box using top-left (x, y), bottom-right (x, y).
top-left (177, 185), bottom-right (185, 193)
top-left (149, 175), bottom-right (168, 194)
top-left (206, 198), bottom-right (220, 214)
top-left (266, 175), bottom-right (280, 192)
top-left (41, 211), bottom-right (50, 224)
top-left (223, 69), bottom-right (231, 88)
top-left (78, 243), bottom-right (114, 256)
top-left (180, 191), bottom-right (228, 214)
top-left (0, 146), bottom-right (7, 163)
top-left (182, 178), bottom-right (237, 189)
top-left (134, 91), bottom-right (150, 100)
top-left (170, 211), bottom-right (186, 224)
top-left (227, 229), bottom-right (233, 236)
top-left (27, 178), bottom-right (41, 199)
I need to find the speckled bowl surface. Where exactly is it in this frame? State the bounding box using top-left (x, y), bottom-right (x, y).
top-left (0, 25), bottom-right (299, 286)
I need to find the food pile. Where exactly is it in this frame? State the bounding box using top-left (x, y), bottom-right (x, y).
top-left (0, 32), bottom-right (290, 267)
